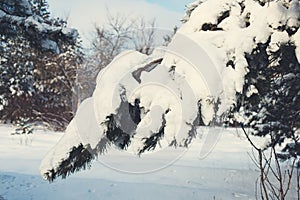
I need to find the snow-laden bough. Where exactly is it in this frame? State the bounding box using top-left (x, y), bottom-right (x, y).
top-left (40, 0), bottom-right (300, 181)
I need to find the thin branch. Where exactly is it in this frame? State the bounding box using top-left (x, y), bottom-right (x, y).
top-left (241, 125), bottom-right (269, 200)
top-left (241, 125), bottom-right (260, 151)
top-left (283, 157), bottom-right (296, 198)
top-left (272, 147), bottom-right (283, 199)
top-left (297, 165), bottom-right (300, 200)
top-left (247, 150), bottom-right (260, 168)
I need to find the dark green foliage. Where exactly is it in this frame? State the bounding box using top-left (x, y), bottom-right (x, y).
top-left (44, 137), bottom-right (112, 182)
top-left (105, 114), bottom-right (132, 149)
top-left (182, 100), bottom-right (205, 147)
top-left (12, 117), bottom-right (33, 135)
top-left (0, 0), bottom-right (32, 17)
top-left (201, 10), bottom-right (230, 31)
top-left (104, 98), bottom-right (141, 149)
top-left (138, 113), bottom-right (167, 155)
top-left (0, 36), bottom-right (36, 123)
top-left (128, 99), bottom-right (141, 125)
top-left (44, 144), bottom-right (93, 181)
top-left (234, 40), bottom-right (300, 158)
top-left (0, 0), bottom-right (83, 130)
top-left (29, 0), bottom-right (50, 20)
top-left (280, 142), bottom-right (300, 160)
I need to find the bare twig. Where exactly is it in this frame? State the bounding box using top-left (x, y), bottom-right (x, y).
top-left (297, 164), bottom-right (300, 200)
top-left (241, 125), bottom-right (269, 200)
top-left (283, 157), bottom-right (296, 198)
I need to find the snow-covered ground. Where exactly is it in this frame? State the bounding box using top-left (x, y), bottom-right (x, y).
top-left (0, 124), bottom-right (276, 200)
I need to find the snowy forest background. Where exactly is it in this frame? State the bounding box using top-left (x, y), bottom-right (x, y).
top-left (0, 0), bottom-right (300, 200)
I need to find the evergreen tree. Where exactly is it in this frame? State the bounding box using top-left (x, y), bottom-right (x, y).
top-left (40, 0), bottom-right (300, 182)
top-left (0, 35), bottom-right (35, 122)
top-left (236, 41), bottom-right (300, 158)
top-left (29, 0), bottom-right (50, 20)
top-left (0, 0), bottom-right (83, 130)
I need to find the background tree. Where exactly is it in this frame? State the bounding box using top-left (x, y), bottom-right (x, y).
top-left (0, 0), bottom-right (83, 130)
top-left (77, 14), bottom-right (157, 101)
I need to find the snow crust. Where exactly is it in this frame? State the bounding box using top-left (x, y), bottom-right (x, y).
top-left (3, 125), bottom-right (291, 200)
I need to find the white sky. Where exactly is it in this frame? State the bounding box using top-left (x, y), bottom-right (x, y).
top-left (47, 0), bottom-right (192, 46)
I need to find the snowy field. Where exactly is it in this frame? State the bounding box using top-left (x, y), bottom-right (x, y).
top-left (0, 125), bottom-right (274, 200)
